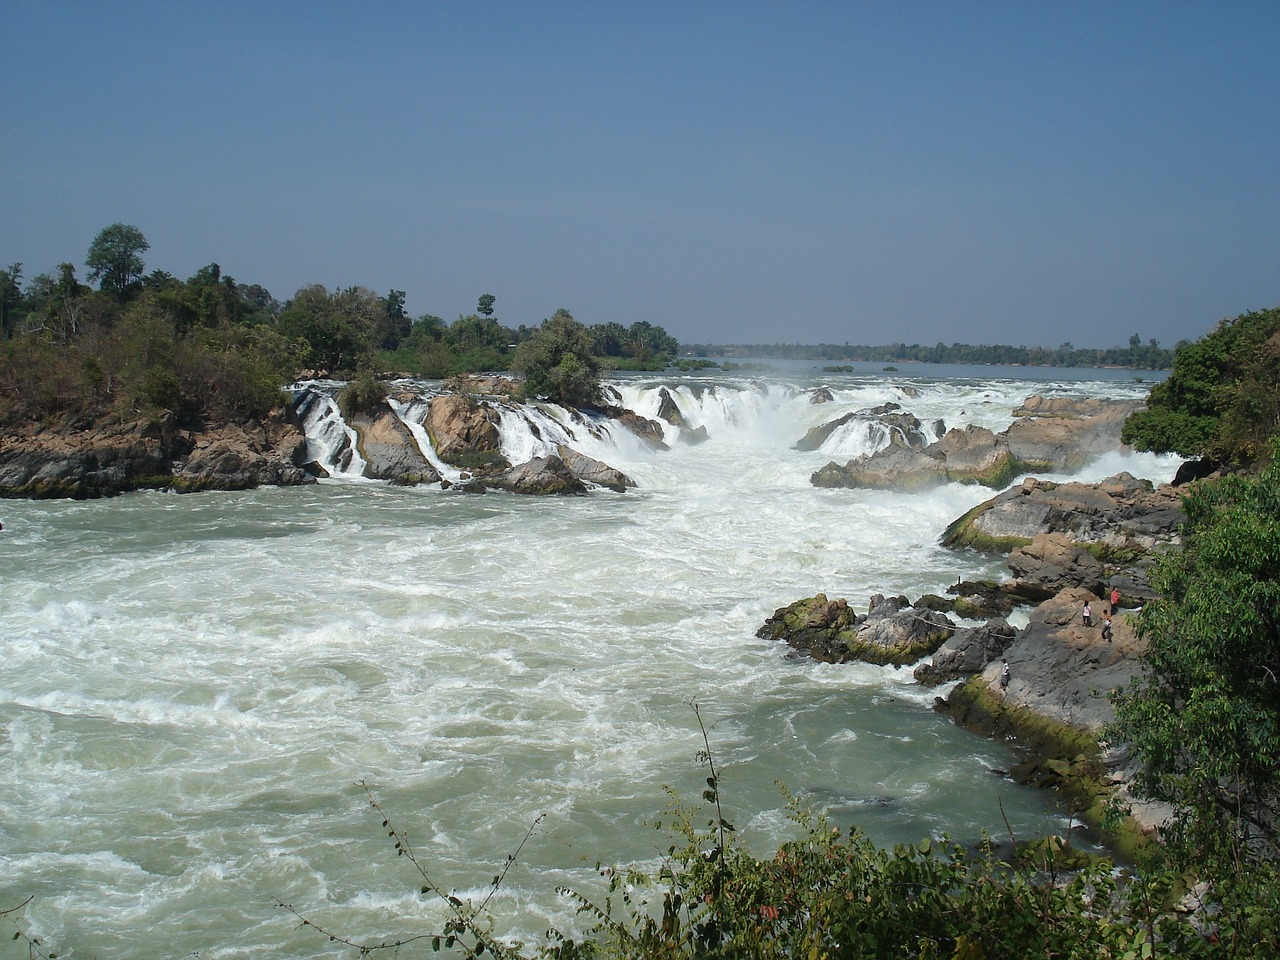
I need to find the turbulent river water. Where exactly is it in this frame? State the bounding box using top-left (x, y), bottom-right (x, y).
top-left (1, 365), bottom-right (1178, 958)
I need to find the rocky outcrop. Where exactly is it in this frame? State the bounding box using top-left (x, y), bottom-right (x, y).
top-left (812, 395), bottom-right (1145, 493)
top-left (445, 374), bottom-right (519, 397)
top-left (1005, 532), bottom-right (1107, 600)
top-left (482, 455), bottom-right (588, 496)
top-left (424, 395), bottom-right (509, 472)
top-left (555, 444), bottom-right (635, 492)
top-left (757, 593), bottom-right (954, 667)
top-left (932, 588), bottom-right (1171, 841)
top-left (0, 411), bottom-right (313, 498)
top-left (172, 419), bottom-right (313, 492)
top-left (350, 404), bottom-right (440, 485)
top-left (940, 473), bottom-right (1184, 569)
top-left (655, 388), bottom-right (709, 444)
top-left (913, 618), bottom-right (1018, 685)
top-left (598, 405), bottom-right (669, 449)
top-left (812, 444), bottom-right (948, 492)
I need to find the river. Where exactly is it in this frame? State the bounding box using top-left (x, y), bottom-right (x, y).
top-left (0, 365), bottom-right (1176, 958)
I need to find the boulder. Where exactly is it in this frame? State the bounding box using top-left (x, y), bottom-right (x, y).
top-left (914, 618), bottom-right (1018, 686)
top-left (350, 403), bottom-right (440, 484)
top-left (424, 395), bottom-right (509, 471)
top-left (930, 425), bottom-right (1024, 488)
top-left (484, 455), bottom-right (588, 495)
top-left (1006, 532), bottom-right (1106, 599)
top-left (809, 387), bottom-right (834, 404)
top-left (656, 387), bottom-right (688, 428)
top-left (555, 444), bottom-right (635, 492)
top-left (757, 593), bottom-right (954, 667)
top-left (811, 445), bottom-right (947, 492)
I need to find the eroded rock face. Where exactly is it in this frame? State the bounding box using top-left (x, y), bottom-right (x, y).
top-left (1006, 532), bottom-right (1107, 600)
top-left (350, 404), bottom-right (440, 484)
top-left (914, 618), bottom-right (1018, 686)
top-left (941, 473), bottom-right (1183, 556)
top-left (812, 445), bottom-right (947, 491)
top-left (0, 411), bottom-right (314, 498)
top-left (757, 593), bottom-right (954, 667)
top-left (942, 587), bottom-right (1143, 735)
top-left (174, 419), bottom-right (313, 491)
top-left (424, 395), bottom-right (508, 470)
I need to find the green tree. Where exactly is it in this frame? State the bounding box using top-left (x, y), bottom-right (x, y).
top-left (512, 308), bottom-right (601, 407)
top-left (0, 262), bottom-right (22, 338)
top-left (1122, 307), bottom-right (1280, 466)
top-left (477, 292), bottom-right (496, 317)
top-left (277, 284), bottom-right (383, 373)
top-left (1109, 448), bottom-right (1280, 865)
top-left (85, 222), bottom-right (149, 300)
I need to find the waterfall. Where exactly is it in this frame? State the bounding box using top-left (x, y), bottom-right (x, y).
top-left (292, 386), bottom-right (368, 478)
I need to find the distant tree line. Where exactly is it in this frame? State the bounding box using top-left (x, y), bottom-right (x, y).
top-left (0, 225), bottom-right (681, 425)
top-left (683, 337), bottom-right (1179, 369)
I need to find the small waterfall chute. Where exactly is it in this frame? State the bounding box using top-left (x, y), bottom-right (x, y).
top-left (292, 387), bottom-right (369, 478)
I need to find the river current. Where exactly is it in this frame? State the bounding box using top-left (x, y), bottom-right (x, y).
top-left (1, 365), bottom-right (1177, 958)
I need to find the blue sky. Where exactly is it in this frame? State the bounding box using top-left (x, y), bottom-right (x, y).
top-left (4, 1), bottom-right (1277, 349)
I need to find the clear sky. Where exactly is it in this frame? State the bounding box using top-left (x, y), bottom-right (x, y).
top-left (4, 1), bottom-right (1277, 349)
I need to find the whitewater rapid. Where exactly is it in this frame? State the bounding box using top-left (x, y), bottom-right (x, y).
top-left (0, 366), bottom-right (1177, 958)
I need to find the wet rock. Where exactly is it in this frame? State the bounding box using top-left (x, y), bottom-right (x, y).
top-left (484, 455), bottom-right (588, 495)
top-left (555, 444), bottom-right (635, 492)
top-left (350, 403), bottom-right (440, 484)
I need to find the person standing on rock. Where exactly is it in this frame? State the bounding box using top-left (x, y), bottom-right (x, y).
top-left (1082, 601), bottom-right (1093, 628)
top-left (1102, 617), bottom-right (1113, 640)
top-left (1000, 659), bottom-right (1010, 690)
top-left (1110, 586), bottom-right (1120, 616)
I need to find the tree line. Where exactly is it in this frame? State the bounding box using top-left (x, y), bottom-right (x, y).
top-left (684, 337), bottom-right (1178, 369)
top-left (0, 224), bottom-right (680, 425)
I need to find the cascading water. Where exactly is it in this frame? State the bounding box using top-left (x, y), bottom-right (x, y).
top-left (0, 367), bottom-right (1177, 959)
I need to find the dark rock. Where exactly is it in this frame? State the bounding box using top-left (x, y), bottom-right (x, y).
top-left (485, 455), bottom-right (588, 495)
top-left (809, 387), bottom-right (834, 404)
top-left (914, 618), bottom-right (1018, 685)
top-left (555, 444), bottom-right (634, 492)
top-left (1006, 532), bottom-right (1106, 599)
top-left (656, 387), bottom-right (688, 428)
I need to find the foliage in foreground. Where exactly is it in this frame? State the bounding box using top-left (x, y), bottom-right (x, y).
top-left (265, 710), bottom-right (1280, 959)
top-left (1121, 307), bottom-right (1280, 467)
top-left (1109, 445), bottom-right (1280, 867)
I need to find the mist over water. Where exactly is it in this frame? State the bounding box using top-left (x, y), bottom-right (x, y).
top-left (0, 368), bottom-right (1177, 958)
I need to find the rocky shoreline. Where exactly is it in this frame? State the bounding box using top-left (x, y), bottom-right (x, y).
top-left (0, 376), bottom-right (660, 499)
top-left (761, 465), bottom-right (1186, 851)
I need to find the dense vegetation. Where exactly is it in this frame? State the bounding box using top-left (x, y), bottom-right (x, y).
top-left (0, 226), bottom-right (680, 427)
top-left (1121, 307), bottom-right (1280, 467)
